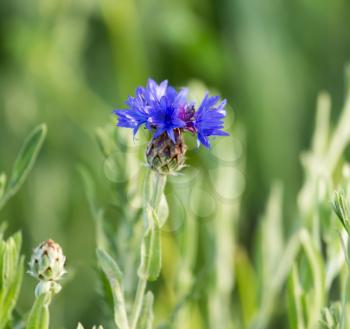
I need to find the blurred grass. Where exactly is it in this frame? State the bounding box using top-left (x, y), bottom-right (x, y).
top-left (1, 0), bottom-right (350, 327)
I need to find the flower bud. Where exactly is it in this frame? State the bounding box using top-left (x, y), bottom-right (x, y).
top-left (146, 128), bottom-right (187, 175)
top-left (28, 239), bottom-right (66, 282)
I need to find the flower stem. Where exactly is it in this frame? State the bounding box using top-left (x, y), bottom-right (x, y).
top-left (130, 171), bottom-right (166, 329)
top-left (145, 171), bottom-right (166, 211)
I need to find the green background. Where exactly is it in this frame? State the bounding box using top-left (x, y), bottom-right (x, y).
top-left (1, 0), bottom-right (350, 327)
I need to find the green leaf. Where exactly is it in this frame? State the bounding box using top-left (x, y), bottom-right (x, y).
top-left (259, 183), bottom-right (284, 290)
top-left (26, 293), bottom-right (50, 329)
top-left (319, 303), bottom-right (341, 329)
top-left (96, 249), bottom-right (129, 329)
top-left (299, 229), bottom-right (326, 329)
top-left (138, 206), bottom-right (161, 281)
top-left (0, 257), bottom-right (24, 329)
top-left (138, 291), bottom-right (154, 329)
top-left (77, 165), bottom-right (98, 216)
top-left (250, 232), bottom-right (300, 329)
top-left (287, 265), bottom-right (306, 329)
top-left (0, 124), bottom-right (47, 210)
top-left (0, 231), bottom-right (24, 329)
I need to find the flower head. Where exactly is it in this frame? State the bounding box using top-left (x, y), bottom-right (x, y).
top-left (113, 79), bottom-right (189, 141)
top-left (113, 79), bottom-right (230, 173)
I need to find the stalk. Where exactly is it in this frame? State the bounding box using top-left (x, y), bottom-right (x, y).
top-left (130, 277), bottom-right (148, 329)
top-left (130, 171), bottom-right (166, 329)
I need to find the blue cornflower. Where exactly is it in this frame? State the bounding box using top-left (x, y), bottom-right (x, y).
top-left (113, 79), bottom-right (229, 149)
top-left (194, 93), bottom-right (229, 148)
top-left (113, 79), bottom-right (188, 142)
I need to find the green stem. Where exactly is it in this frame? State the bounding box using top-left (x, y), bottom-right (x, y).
top-left (26, 292), bottom-right (52, 329)
top-left (130, 277), bottom-right (147, 329)
top-left (130, 171), bottom-right (166, 329)
top-left (149, 172), bottom-right (166, 210)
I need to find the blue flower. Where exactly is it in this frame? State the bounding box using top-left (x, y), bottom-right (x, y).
top-left (113, 79), bottom-right (229, 148)
top-left (194, 93), bottom-right (229, 148)
top-left (114, 79), bottom-right (189, 142)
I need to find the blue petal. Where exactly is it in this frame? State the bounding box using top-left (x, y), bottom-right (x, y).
top-left (194, 93), bottom-right (229, 148)
top-left (147, 79), bottom-right (168, 102)
top-left (167, 128), bottom-right (176, 143)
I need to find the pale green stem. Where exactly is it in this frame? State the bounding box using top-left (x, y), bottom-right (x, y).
top-left (130, 277), bottom-right (147, 329)
top-left (26, 292), bottom-right (52, 329)
top-left (130, 171), bottom-right (166, 329)
top-left (149, 171), bottom-right (166, 210)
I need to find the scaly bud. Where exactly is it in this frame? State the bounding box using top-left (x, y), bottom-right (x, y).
top-left (146, 128), bottom-right (187, 175)
top-left (28, 239), bottom-right (66, 284)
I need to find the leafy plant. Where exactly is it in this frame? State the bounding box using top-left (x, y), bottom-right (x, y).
top-left (0, 124), bottom-right (46, 328)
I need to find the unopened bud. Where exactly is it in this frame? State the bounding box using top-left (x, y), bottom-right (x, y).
top-left (28, 239), bottom-right (66, 283)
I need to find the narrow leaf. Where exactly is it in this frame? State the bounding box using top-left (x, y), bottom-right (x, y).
top-left (0, 257), bottom-right (24, 329)
top-left (138, 291), bottom-right (154, 329)
top-left (96, 249), bottom-right (129, 329)
top-left (299, 229), bottom-right (326, 329)
top-left (287, 265), bottom-right (306, 329)
top-left (78, 165), bottom-right (98, 216)
top-left (1, 124), bottom-right (47, 209)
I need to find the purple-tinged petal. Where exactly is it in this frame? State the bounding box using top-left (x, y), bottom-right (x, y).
top-left (147, 79), bottom-right (168, 102)
top-left (174, 88), bottom-right (188, 107)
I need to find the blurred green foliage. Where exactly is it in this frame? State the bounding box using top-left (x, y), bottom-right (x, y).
top-left (1, 0), bottom-right (350, 328)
